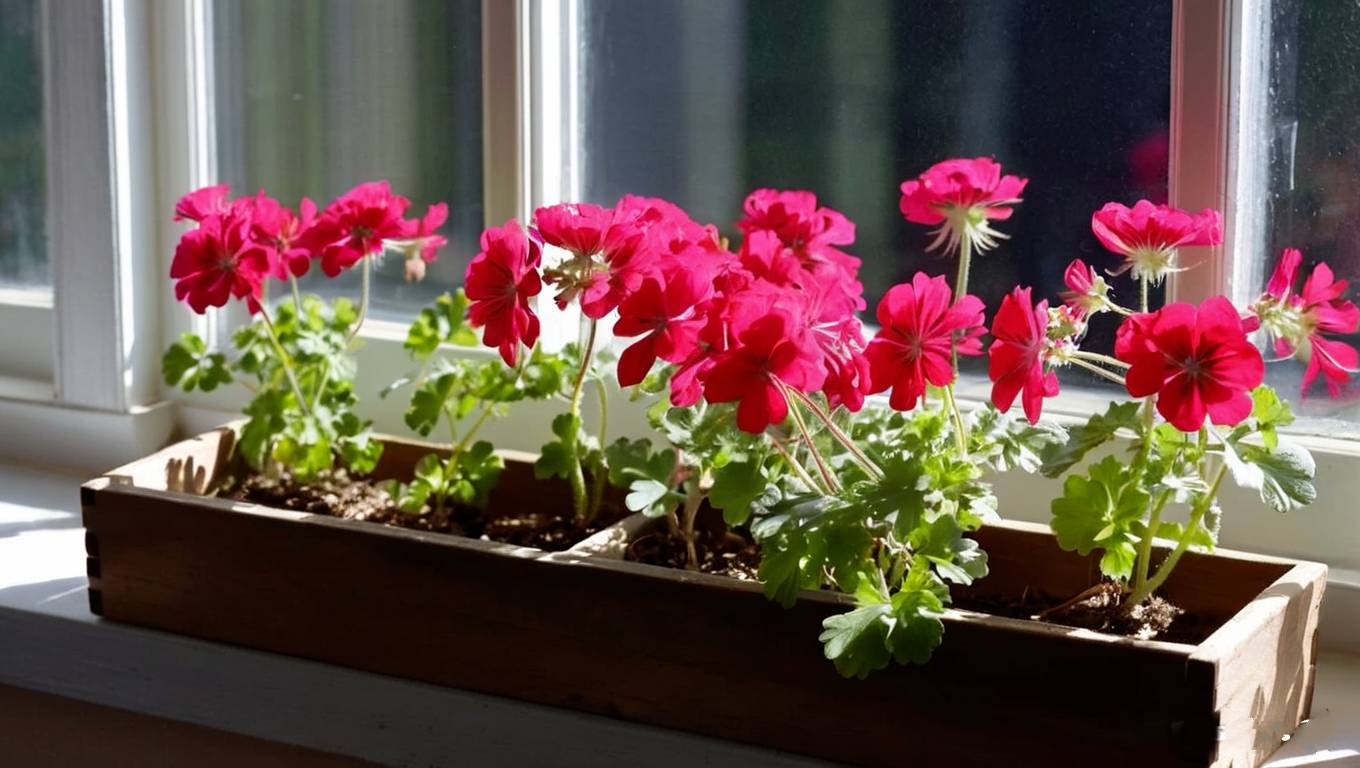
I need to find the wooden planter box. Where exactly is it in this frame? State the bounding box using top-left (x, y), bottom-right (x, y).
top-left (82, 428), bottom-right (1327, 768)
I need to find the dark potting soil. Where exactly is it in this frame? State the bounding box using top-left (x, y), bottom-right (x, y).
top-left (224, 470), bottom-right (614, 552)
top-left (625, 525), bottom-right (762, 581)
top-left (953, 581), bottom-right (1214, 645)
top-left (630, 528), bottom-right (1211, 644)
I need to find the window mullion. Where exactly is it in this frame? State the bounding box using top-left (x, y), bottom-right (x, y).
top-left (1164, 0), bottom-right (1233, 305)
top-left (45, 0), bottom-right (136, 412)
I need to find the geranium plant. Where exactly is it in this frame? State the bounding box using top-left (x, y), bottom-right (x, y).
top-left (1024, 202), bottom-right (1337, 633)
top-left (163, 181), bottom-right (447, 481)
top-left (451, 170), bottom-right (1065, 678)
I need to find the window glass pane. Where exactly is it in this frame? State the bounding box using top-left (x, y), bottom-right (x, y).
top-left (213, 0), bottom-right (482, 320)
top-left (578, 0), bottom-right (1171, 386)
top-left (0, 0), bottom-right (47, 290)
top-left (1256, 1), bottom-right (1360, 430)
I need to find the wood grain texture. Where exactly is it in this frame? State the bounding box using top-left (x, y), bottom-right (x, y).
top-left (81, 430), bottom-right (1327, 768)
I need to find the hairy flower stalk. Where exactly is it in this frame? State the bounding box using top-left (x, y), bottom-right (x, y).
top-left (567, 319), bottom-right (600, 523)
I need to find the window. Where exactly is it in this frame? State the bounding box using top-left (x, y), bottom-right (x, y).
top-left (1249, 0), bottom-right (1360, 430)
top-left (577, 0), bottom-right (1173, 387)
top-left (211, 0), bottom-right (483, 321)
top-left (0, 0), bottom-right (46, 291)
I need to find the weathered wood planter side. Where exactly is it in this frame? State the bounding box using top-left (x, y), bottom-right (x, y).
top-left (82, 428), bottom-right (1327, 768)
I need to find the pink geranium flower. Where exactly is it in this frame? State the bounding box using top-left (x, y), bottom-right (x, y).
top-left (1060, 259), bottom-right (1115, 319)
top-left (170, 209), bottom-right (272, 315)
top-left (703, 309), bottom-right (827, 434)
top-left (988, 287), bottom-right (1060, 424)
top-left (1250, 248), bottom-right (1360, 396)
top-left (534, 202), bottom-right (612, 259)
top-left (899, 158), bottom-right (1027, 255)
top-left (394, 203), bottom-right (449, 282)
top-left (464, 220), bottom-right (543, 367)
top-left (864, 272), bottom-right (984, 412)
top-left (1090, 200), bottom-right (1221, 285)
top-left (1116, 297), bottom-right (1265, 431)
top-left (301, 181), bottom-right (411, 277)
top-left (174, 184), bottom-right (233, 223)
top-left (613, 264), bottom-right (712, 387)
top-left (245, 193), bottom-right (318, 279)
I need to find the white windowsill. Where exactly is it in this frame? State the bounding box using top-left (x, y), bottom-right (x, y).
top-left (0, 462), bottom-right (1357, 766)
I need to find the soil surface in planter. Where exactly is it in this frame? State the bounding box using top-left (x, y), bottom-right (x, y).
top-left (630, 520), bottom-right (1214, 644)
top-left (224, 469), bottom-right (620, 552)
top-left (625, 510), bottom-right (761, 580)
top-left (953, 582), bottom-right (1214, 645)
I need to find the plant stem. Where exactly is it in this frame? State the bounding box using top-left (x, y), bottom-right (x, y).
top-left (779, 380), bottom-right (839, 493)
top-left (680, 479), bottom-right (704, 570)
top-left (454, 405), bottom-right (494, 455)
top-left (1068, 356), bottom-right (1128, 387)
top-left (1139, 275), bottom-right (1150, 314)
top-left (955, 232), bottom-right (974, 300)
top-left (258, 308), bottom-right (310, 417)
top-left (288, 274), bottom-right (304, 317)
top-left (566, 319), bottom-right (598, 524)
top-left (768, 435), bottom-right (825, 494)
top-left (942, 384), bottom-right (969, 457)
top-left (587, 378), bottom-right (610, 518)
top-left (786, 388), bottom-right (884, 479)
top-left (313, 255), bottom-right (373, 410)
top-left (1071, 350), bottom-right (1130, 369)
top-left (1132, 490), bottom-right (1170, 594)
top-left (1125, 463), bottom-right (1228, 608)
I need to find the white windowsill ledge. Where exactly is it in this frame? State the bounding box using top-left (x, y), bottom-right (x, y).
top-left (0, 462), bottom-right (1357, 767)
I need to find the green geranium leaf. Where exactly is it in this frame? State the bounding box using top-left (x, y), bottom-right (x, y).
top-left (709, 458), bottom-right (767, 526)
top-left (450, 440), bottom-right (504, 508)
top-left (163, 333), bottom-right (232, 392)
top-left (908, 514), bottom-right (989, 586)
top-left (534, 413), bottom-right (581, 480)
top-left (625, 479), bottom-right (674, 517)
top-left (335, 412), bottom-right (383, 475)
top-left (405, 373), bottom-right (458, 437)
top-left (969, 404), bottom-right (1067, 473)
top-left (1040, 401), bottom-right (1142, 477)
top-left (405, 290), bottom-right (474, 359)
top-left (819, 600), bottom-right (894, 680)
top-left (819, 567), bottom-right (947, 679)
top-left (1224, 438), bottom-right (1316, 514)
top-left (1049, 455), bottom-right (1149, 580)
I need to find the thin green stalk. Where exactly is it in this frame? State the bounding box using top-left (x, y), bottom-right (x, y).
top-left (1133, 490), bottom-right (1171, 593)
top-left (779, 380), bottom-right (839, 493)
top-left (1071, 350), bottom-right (1130, 369)
top-left (955, 233), bottom-right (974, 300)
top-left (344, 255), bottom-right (372, 347)
top-left (454, 405), bottom-right (494, 455)
top-left (680, 479), bottom-right (705, 570)
top-left (288, 274), bottom-right (304, 317)
top-left (1139, 275), bottom-right (1150, 314)
top-left (587, 377), bottom-right (609, 518)
top-left (942, 384), bottom-right (969, 458)
top-left (1125, 463), bottom-right (1228, 608)
top-left (258, 308), bottom-right (310, 417)
top-left (566, 319), bottom-right (599, 523)
top-left (787, 388), bottom-right (884, 479)
top-left (768, 435), bottom-right (826, 494)
top-left (1068, 356), bottom-right (1128, 387)
top-left (315, 255), bottom-right (373, 408)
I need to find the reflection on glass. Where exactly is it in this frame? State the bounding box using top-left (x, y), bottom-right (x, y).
top-left (0, 0), bottom-right (46, 289)
top-left (578, 0), bottom-right (1172, 385)
top-left (1259, 1), bottom-right (1360, 427)
top-left (213, 0), bottom-right (482, 320)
